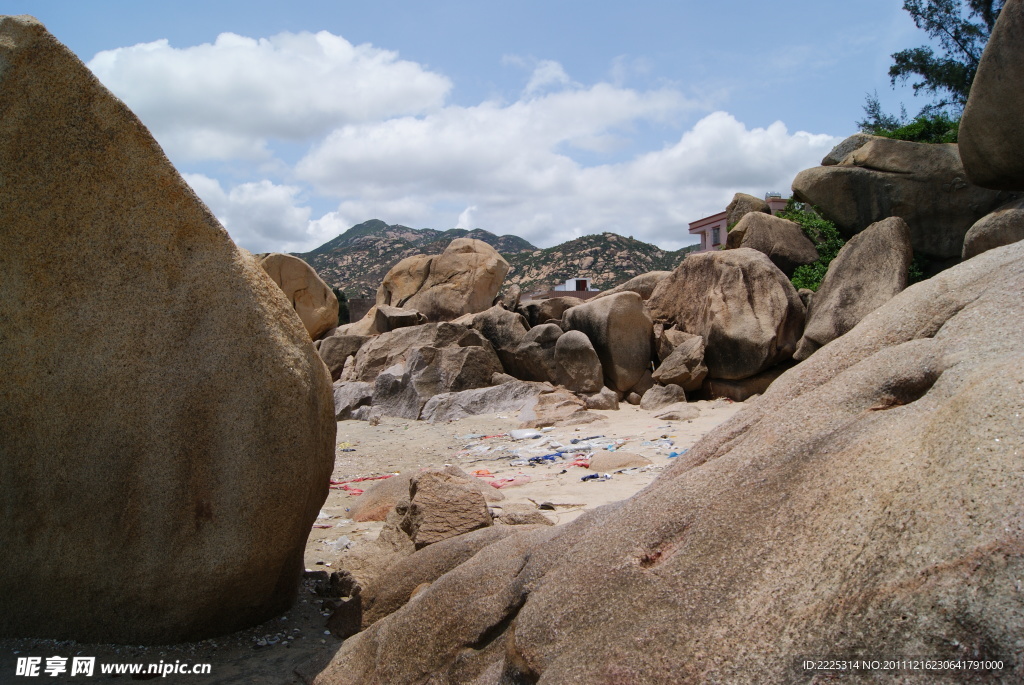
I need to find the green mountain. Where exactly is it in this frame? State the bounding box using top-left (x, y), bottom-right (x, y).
top-left (297, 220), bottom-right (696, 298)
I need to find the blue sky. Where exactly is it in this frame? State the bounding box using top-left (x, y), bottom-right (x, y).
top-left (27, 1), bottom-right (927, 252)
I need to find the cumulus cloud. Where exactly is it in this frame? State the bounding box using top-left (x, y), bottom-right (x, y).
top-left (91, 31), bottom-right (840, 254)
top-left (183, 174), bottom-right (313, 252)
top-left (89, 31), bottom-right (451, 161)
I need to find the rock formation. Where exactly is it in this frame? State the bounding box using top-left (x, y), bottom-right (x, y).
top-left (793, 135), bottom-right (1015, 262)
top-left (314, 237), bottom-right (1024, 685)
top-left (259, 252), bottom-right (339, 340)
top-left (794, 217), bottom-right (913, 360)
top-left (962, 198), bottom-right (1024, 260)
top-left (377, 238), bottom-right (510, 321)
top-left (724, 212), bottom-right (819, 277)
top-left (647, 248), bottom-right (804, 381)
top-left (562, 292), bottom-right (653, 393)
top-left (958, 0), bottom-right (1024, 190)
top-left (0, 16), bottom-right (334, 644)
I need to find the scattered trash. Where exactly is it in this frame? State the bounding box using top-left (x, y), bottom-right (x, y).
top-left (528, 451), bottom-right (564, 464)
top-left (312, 524), bottom-right (333, 529)
top-left (538, 502), bottom-right (556, 510)
top-left (570, 435), bottom-right (604, 444)
top-left (471, 469), bottom-right (492, 476)
top-left (316, 510), bottom-right (329, 520)
top-left (509, 429), bottom-right (542, 440)
top-left (581, 473), bottom-right (611, 482)
top-left (567, 458), bottom-right (591, 468)
top-left (667, 449), bottom-right (688, 458)
top-left (339, 448), bottom-right (356, 452)
top-left (490, 475), bottom-right (532, 489)
top-left (325, 537), bottom-right (352, 551)
top-left (509, 459), bottom-right (529, 466)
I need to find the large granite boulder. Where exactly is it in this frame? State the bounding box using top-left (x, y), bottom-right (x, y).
top-left (377, 238), bottom-right (510, 321)
top-left (647, 248), bottom-right (805, 380)
top-left (651, 332), bottom-right (707, 391)
top-left (553, 330), bottom-right (603, 393)
top-left (370, 345), bottom-right (503, 420)
top-left (562, 292), bottom-right (653, 393)
top-left (963, 197), bottom-right (1024, 259)
top-left (589, 271), bottom-right (672, 302)
top-left (319, 334), bottom-right (370, 381)
top-left (792, 135), bottom-right (1016, 261)
top-left (724, 191), bottom-right (771, 227)
top-left (724, 212), bottom-right (819, 277)
top-left (258, 253), bottom-right (339, 340)
top-left (348, 322), bottom-right (492, 382)
top-left (520, 296), bottom-right (583, 326)
top-left (959, 0), bottom-right (1024, 190)
top-left (0, 16), bottom-right (335, 644)
top-left (794, 217), bottom-right (913, 361)
top-left (419, 380), bottom-right (555, 423)
top-left (464, 304), bottom-right (530, 375)
top-left (511, 323), bottom-right (563, 383)
top-left (314, 238), bottom-right (1024, 685)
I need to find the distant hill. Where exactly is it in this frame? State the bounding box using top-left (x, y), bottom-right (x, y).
top-left (505, 232), bottom-right (696, 295)
top-left (296, 219), bottom-right (697, 298)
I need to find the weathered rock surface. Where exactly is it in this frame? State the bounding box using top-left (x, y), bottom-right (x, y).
top-left (466, 305), bottom-right (531, 375)
top-left (349, 322), bottom-right (491, 382)
top-left (820, 132), bottom-right (873, 166)
top-left (517, 389), bottom-right (604, 428)
top-left (562, 292), bottom-right (653, 393)
top-left (702, 363), bottom-right (791, 402)
top-left (332, 381), bottom-right (374, 420)
top-left (959, 0), bottom-right (1024, 190)
top-left (0, 16), bottom-right (335, 644)
top-left (372, 305), bottom-right (425, 334)
top-left (590, 271), bottom-right (672, 301)
top-left (259, 253), bottom-right (339, 340)
top-left (647, 249), bottom-right (805, 380)
top-left (553, 330), bottom-right (603, 393)
top-left (724, 192), bottom-right (771, 227)
top-left (639, 384), bottom-right (687, 410)
top-left (588, 451), bottom-right (653, 472)
top-left (377, 238), bottom-right (510, 321)
top-left (349, 468), bottom-right (503, 524)
top-left (319, 335), bottom-right (370, 381)
top-left (653, 402), bottom-right (701, 421)
top-left (963, 197), bottom-right (1024, 260)
top-left (512, 323), bottom-right (563, 383)
top-left (420, 381), bottom-right (555, 423)
top-left (795, 217), bottom-right (913, 361)
top-left (724, 212), bottom-right (819, 277)
top-left (370, 345), bottom-right (502, 420)
top-left (793, 135), bottom-right (1016, 261)
top-left (315, 238), bottom-right (1024, 685)
top-left (581, 386), bottom-right (619, 410)
top-left (396, 471), bottom-right (493, 549)
top-left (358, 526), bottom-right (536, 629)
top-left (651, 333), bottom-right (707, 391)
top-left (520, 296), bottom-right (583, 326)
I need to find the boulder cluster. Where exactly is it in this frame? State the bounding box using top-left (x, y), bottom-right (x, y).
top-left (311, 4), bottom-right (1024, 681)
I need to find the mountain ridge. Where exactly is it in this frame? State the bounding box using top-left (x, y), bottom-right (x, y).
top-left (296, 219), bottom-right (698, 298)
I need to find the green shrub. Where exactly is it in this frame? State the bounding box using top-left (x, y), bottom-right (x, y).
top-left (778, 200), bottom-right (846, 292)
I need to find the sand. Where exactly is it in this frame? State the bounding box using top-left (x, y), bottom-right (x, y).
top-left (0, 400), bottom-right (744, 685)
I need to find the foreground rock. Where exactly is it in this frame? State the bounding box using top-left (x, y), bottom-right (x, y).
top-left (793, 135), bottom-right (1015, 262)
top-left (794, 217), bottom-right (913, 360)
top-left (315, 239), bottom-right (1024, 685)
top-left (0, 16), bottom-right (335, 644)
top-left (647, 248), bottom-right (804, 380)
top-left (958, 0), bottom-right (1024, 190)
top-left (377, 238), bottom-right (510, 321)
top-left (259, 253), bottom-right (339, 340)
top-left (589, 271), bottom-right (671, 301)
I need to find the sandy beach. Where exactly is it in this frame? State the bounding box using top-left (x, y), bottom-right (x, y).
top-left (0, 400), bottom-right (744, 685)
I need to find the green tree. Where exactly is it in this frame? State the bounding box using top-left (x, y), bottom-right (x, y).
top-left (859, 1), bottom-right (1002, 136)
top-left (777, 201), bottom-right (846, 292)
top-left (890, 0), bottom-right (1003, 113)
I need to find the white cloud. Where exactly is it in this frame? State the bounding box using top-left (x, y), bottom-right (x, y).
top-left (89, 31), bottom-right (451, 161)
top-left (95, 30), bottom-right (840, 255)
top-left (183, 174), bottom-right (313, 252)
